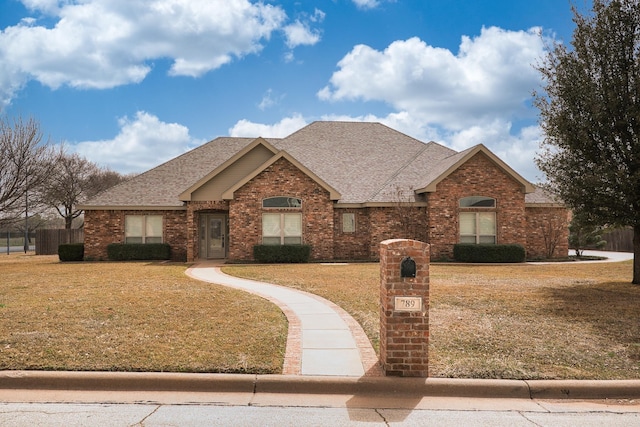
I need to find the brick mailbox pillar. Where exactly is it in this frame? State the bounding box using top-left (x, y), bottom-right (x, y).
top-left (379, 239), bottom-right (430, 377)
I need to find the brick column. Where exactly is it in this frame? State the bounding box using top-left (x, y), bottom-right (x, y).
top-left (379, 239), bottom-right (430, 377)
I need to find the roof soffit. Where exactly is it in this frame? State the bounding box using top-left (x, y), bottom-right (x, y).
top-left (416, 144), bottom-right (536, 194)
top-left (221, 151), bottom-right (342, 200)
top-left (179, 137), bottom-right (279, 201)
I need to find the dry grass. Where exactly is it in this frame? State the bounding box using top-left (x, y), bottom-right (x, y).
top-left (3, 253), bottom-right (639, 379)
top-left (223, 260), bottom-right (640, 380)
top-left (0, 254), bottom-right (286, 374)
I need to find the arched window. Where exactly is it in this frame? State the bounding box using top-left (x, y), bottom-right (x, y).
top-left (459, 196), bottom-right (496, 244)
top-left (262, 197), bottom-right (303, 245)
top-left (262, 196), bottom-right (302, 208)
top-left (459, 196), bottom-right (496, 208)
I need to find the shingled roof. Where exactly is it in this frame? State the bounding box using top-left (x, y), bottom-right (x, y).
top-left (83, 121), bottom-right (547, 209)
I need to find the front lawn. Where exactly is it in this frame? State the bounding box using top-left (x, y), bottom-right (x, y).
top-left (223, 260), bottom-right (640, 380)
top-left (2, 253), bottom-right (638, 379)
top-left (0, 254), bottom-right (286, 374)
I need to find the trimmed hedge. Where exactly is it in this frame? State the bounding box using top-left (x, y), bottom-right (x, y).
top-left (58, 243), bottom-right (84, 262)
top-left (253, 245), bottom-right (312, 263)
top-left (107, 243), bottom-right (171, 261)
top-left (453, 244), bottom-right (526, 263)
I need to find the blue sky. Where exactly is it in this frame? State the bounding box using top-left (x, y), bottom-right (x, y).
top-left (0, 0), bottom-right (586, 180)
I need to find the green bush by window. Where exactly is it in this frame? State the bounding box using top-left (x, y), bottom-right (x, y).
top-left (58, 243), bottom-right (85, 262)
top-left (453, 244), bottom-right (525, 263)
top-left (253, 245), bottom-right (312, 263)
top-left (107, 243), bottom-right (171, 261)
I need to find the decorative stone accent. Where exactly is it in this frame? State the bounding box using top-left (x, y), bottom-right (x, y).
top-left (379, 239), bottom-right (429, 377)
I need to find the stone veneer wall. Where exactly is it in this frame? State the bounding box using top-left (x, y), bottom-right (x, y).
top-left (83, 209), bottom-right (188, 261)
top-left (525, 206), bottom-right (570, 259)
top-left (228, 157), bottom-right (334, 261)
top-left (427, 152), bottom-right (527, 260)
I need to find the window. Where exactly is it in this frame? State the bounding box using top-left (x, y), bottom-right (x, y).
top-left (342, 213), bottom-right (356, 233)
top-left (125, 215), bottom-right (163, 244)
top-left (460, 196), bottom-right (496, 208)
top-left (263, 197), bottom-right (302, 208)
top-left (460, 212), bottom-right (496, 244)
top-left (262, 213), bottom-right (302, 245)
top-left (459, 196), bottom-right (496, 244)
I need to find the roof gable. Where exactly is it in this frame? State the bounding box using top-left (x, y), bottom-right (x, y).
top-left (81, 136), bottom-right (259, 208)
top-left (82, 122), bottom-right (541, 209)
top-left (221, 150), bottom-right (342, 200)
top-left (415, 144), bottom-right (536, 194)
top-left (179, 138), bottom-right (279, 201)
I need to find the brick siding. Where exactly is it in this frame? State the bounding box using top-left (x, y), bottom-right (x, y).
top-left (85, 152), bottom-right (569, 263)
top-left (379, 239), bottom-right (430, 377)
top-left (228, 157), bottom-right (334, 261)
top-left (427, 152), bottom-right (528, 260)
top-left (186, 201), bottom-right (229, 261)
top-left (525, 206), bottom-right (570, 259)
top-left (84, 209), bottom-right (187, 261)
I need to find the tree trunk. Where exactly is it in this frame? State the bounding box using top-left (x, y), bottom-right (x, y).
top-left (65, 215), bottom-right (73, 230)
top-left (633, 224), bottom-right (640, 284)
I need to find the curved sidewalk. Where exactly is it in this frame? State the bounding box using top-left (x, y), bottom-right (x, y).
top-left (186, 263), bottom-right (381, 377)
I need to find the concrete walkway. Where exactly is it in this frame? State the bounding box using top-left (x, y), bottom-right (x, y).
top-left (186, 264), bottom-right (381, 378)
top-left (570, 250), bottom-right (634, 262)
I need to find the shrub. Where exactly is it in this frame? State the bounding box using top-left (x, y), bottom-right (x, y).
top-left (453, 244), bottom-right (526, 263)
top-left (58, 243), bottom-right (84, 262)
top-left (107, 243), bottom-right (171, 261)
top-left (253, 245), bottom-right (312, 263)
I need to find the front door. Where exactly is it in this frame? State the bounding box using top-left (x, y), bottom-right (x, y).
top-left (199, 214), bottom-right (227, 259)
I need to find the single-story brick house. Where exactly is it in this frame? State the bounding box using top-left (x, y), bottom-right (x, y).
top-left (81, 121), bottom-right (568, 262)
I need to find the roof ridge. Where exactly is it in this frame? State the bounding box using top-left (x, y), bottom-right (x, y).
top-left (364, 143), bottom-right (431, 202)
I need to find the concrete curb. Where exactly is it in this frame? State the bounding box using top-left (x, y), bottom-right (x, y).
top-left (2, 371), bottom-right (639, 400)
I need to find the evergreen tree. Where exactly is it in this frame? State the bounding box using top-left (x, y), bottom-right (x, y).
top-left (534, 0), bottom-right (640, 283)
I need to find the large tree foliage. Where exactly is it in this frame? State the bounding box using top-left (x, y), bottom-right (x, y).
top-left (38, 152), bottom-right (128, 229)
top-left (0, 116), bottom-right (57, 229)
top-left (534, 0), bottom-right (640, 283)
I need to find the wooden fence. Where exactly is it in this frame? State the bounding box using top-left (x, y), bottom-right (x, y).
top-left (601, 228), bottom-right (633, 252)
top-left (35, 229), bottom-right (84, 255)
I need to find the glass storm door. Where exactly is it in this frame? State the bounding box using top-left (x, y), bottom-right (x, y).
top-left (199, 214), bottom-right (226, 259)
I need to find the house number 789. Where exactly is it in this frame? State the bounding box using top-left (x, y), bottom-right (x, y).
top-left (394, 296), bottom-right (422, 312)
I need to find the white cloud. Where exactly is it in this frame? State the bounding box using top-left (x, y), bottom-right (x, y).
top-left (238, 112), bottom-right (542, 181)
top-left (318, 27), bottom-right (546, 130)
top-left (315, 26), bottom-right (551, 181)
top-left (352, 0), bottom-right (380, 9)
top-left (0, 0), bottom-right (288, 104)
top-left (447, 120), bottom-right (543, 182)
top-left (283, 20), bottom-right (321, 48)
top-left (229, 114), bottom-right (308, 138)
top-left (71, 111), bottom-right (203, 173)
top-left (258, 89), bottom-right (285, 110)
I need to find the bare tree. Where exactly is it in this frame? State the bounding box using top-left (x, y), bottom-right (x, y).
top-left (0, 116), bottom-right (57, 229)
top-left (540, 216), bottom-right (568, 259)
top-left (38, 151), bottom-right (127, 229)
